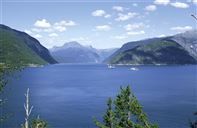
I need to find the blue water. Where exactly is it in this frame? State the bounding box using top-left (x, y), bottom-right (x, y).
top-left (1, 64), bottom-right (197, 128)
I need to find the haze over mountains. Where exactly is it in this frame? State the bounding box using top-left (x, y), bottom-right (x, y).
top-left (50, 42), bottom-right (118, 63)
top-left (1, 24), bottom-right (197, 66)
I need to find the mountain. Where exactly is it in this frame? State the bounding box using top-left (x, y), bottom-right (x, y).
top-left (50, 42), bottom-right (117, 63)
top-left (97, 48), bottom-right (119, 62)
top-left (171, 30), bottom-right (197, 60)
top-left (0, 24), bottom-right (57, 66)
top-left (50, 42), bottom-right (100, 63)
top-left (106, 30), bottom-right (197, 65)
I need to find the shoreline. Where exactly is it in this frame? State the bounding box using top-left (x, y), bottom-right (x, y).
top-left (41, 63), bottom-right (197, 67)
top-left (108, 63), bottom-right (197, 66)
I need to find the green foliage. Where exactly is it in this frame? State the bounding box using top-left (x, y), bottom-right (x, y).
top-left (0, 27), bottom-right (47, 65)
top-left (109, 41), bottom-right (197, 65)
top-left (0, 63), bottom-right (8, 91)
top-left (103, 98), bottom-right (115, 128)
top-left (31, 118), bottom-right (47, 128)
top-left (0, 63), bottom-right (21, 123)
top-left (21, 118), bottom-right (47, 128)
top-left (94, 86), bottom-right (158, 128)
top-left (94, 98), bottom-right (115, 128)
top-left (0, 63), bottom-right (21, 91)
top-left (189, 112), bottom-right (197, 128)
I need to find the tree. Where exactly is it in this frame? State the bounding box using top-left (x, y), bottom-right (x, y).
top-left (189, 112), bottom-right (197, 128)
top-left (0, 63), bottom-right (47, 127)
top-left (0, 63), bottom-right (21, 123)
top-left (21, 89), bottom-right (47, 128)
top-left (31, 117), bottom-right (47, 128)
top-left (94, 86), bottom-right (158, 128)
top-left (21, 88), bottom-right (33, 128)
top-left (0, 64), bottom-right (8, 122)
top-left (94, 98), bottom-right (115, 128)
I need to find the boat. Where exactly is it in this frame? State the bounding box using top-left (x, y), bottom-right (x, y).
top-left (108, 64), bottom-right (115, 69)
top-left (130, 67), bottom-right (139, 71)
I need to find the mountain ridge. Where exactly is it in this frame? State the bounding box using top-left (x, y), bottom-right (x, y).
top-left (50, 42), bottom-right (118, 63)
top-left (0, 24), bottom-right (57, 65)
top-left (105, 30), bottom-right (197, 65)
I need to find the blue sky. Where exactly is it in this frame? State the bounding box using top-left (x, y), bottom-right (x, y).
top-left (1, 0), bottom-right (197, 49)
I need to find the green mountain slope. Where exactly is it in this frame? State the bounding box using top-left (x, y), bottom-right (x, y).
top-left (0, 24), bottom-right (57, 66)
top-left (108, 39), bottom-right (197, 65)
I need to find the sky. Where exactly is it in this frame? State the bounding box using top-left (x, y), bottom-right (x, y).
top-left (1, 0), bottom-right (197, 49)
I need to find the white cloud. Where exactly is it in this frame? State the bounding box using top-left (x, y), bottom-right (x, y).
top-left (49, 33), bottom-right (58, 37)
top-left (34, 19), bottom-right (51, 28)
top-left (53, 20), bottom-right (76, 32)
top-left (64, 21), bottom-right (76, 26)
top-left (31, 28), bottom-right (42, 33)
top-left (193, 0), bottom-right (197, 5)
top-left (170, 2), bottom-right (189, 8)
top-left (92, 10), bottom-right (106, 17)
top-left (69, 37), bottom-right (92, 44)
top-left (30, 19), bottom-right (77, 34)
top-left (31, 28), bottom-right (53, 33)
top-left (54, 20), bottom-right (76, 26)
top-left (33, 34), bottom-right (42, 38)
top-left (43, 28), bottom-right (53, 32)
top-left (158, 34), bottom-right (166, 37)
top-left (154, 0), bottom-right (170, 5)
top-left (54, 25), bottom-right (66, 32)
top-left (92, 10), bottom-right (111, 18)
top-left (113, 35), bottom-right (128, 40)
top-left (132, 3), bottom-right (138, 7)
top-left (145, 5), bottom-right (157, 11)
top-left (24, 30), bottom-right (33, 35)
top-left (115, 12), bottom-right (138, 21)
top-left (124, 23), bottom-right (145, 31)
top-left (125, 23), bottom-right (146, 36)
top-left (127, 30), bottom-right (145, 35)
top-left (170, 26), bottom-right (192, 31)
top-left (112, 6), bottom-right (124, 12)
top-left (104, 14), bottom-right (111, 18)
top-left (95, 25), bottom-right (111, 31)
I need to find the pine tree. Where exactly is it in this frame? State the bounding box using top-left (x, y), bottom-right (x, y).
top-left (94, 98), bottom-right (115, 128)
top-left (94, 86), bottom-right (158, 128)
top-left (189, 112), bottom-right (197, 128)
top-left (114, 86), bottom-right (133, 128)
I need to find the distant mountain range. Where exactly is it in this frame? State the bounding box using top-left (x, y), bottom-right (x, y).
top-left (0, 24), bottom-right (57, 66)
top-left (1, 24), bottom-right (196, 66)
top-left (105, 30), bottom-right (197, 65)
top-left (50, 42), bottom-right (118, 63)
